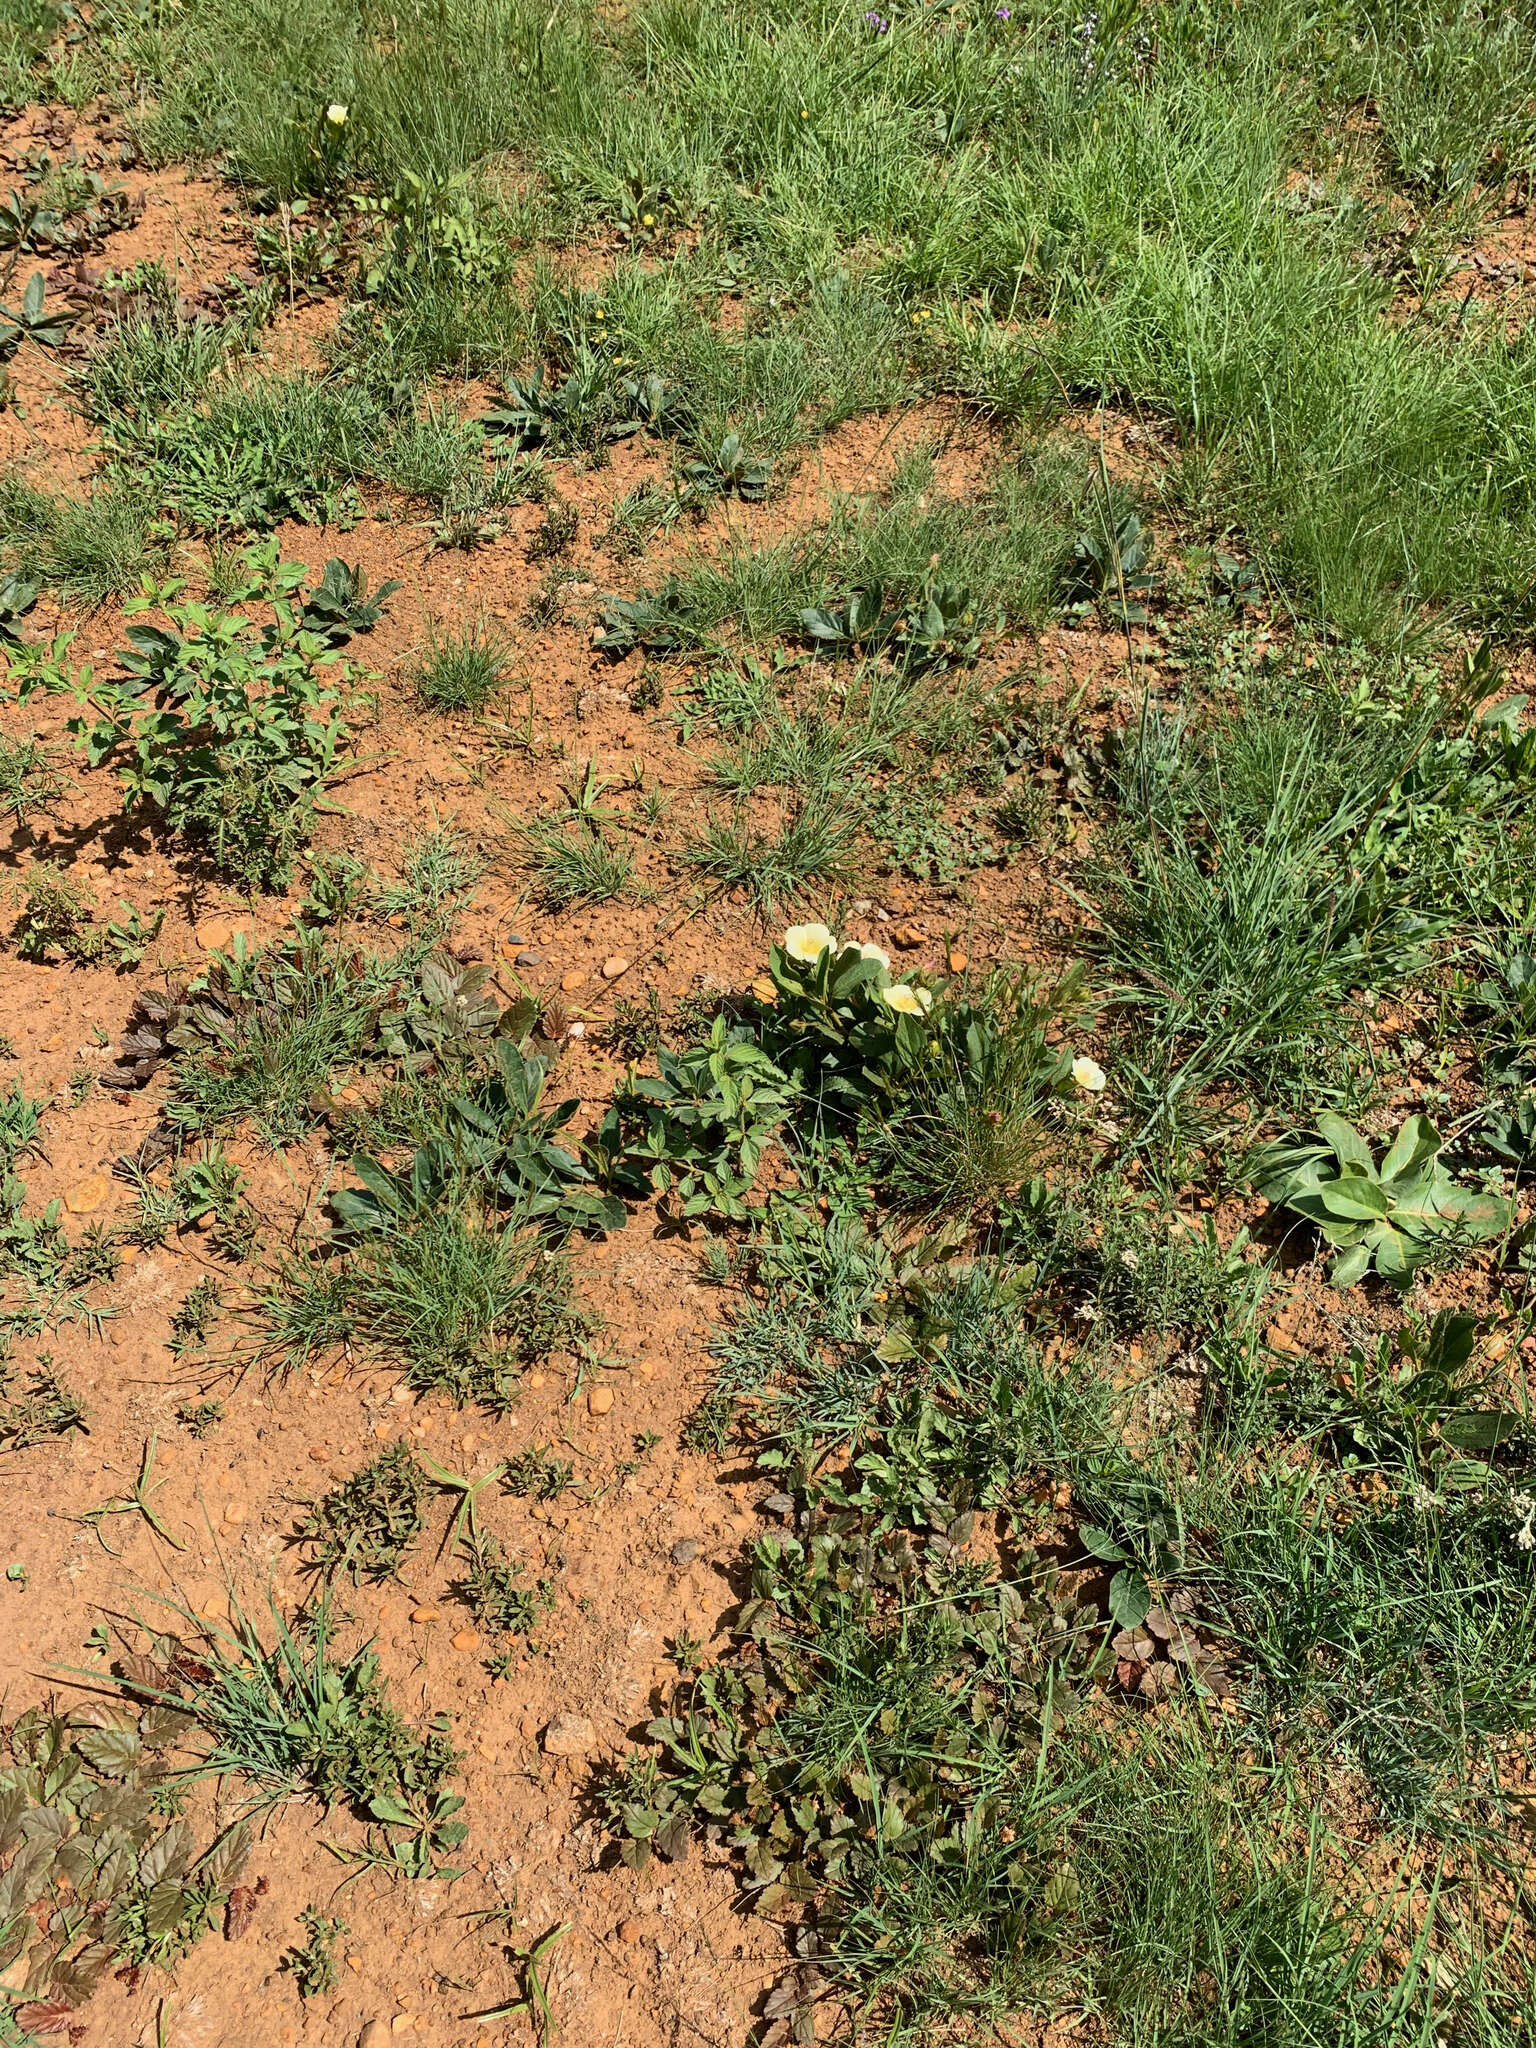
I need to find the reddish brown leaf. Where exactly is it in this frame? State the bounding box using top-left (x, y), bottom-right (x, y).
top-left (114, 1651), bottom-right (169, 1697)
top-left (224, 1884), bottom-right (259, 1940)
top-left (15, 2000), bottom-right (76, 2035)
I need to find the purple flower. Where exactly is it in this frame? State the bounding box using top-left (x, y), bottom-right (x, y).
top-left (995, 6), bottom-right (1011, 16)
top-left (863, 8), bottom-right (890, 27)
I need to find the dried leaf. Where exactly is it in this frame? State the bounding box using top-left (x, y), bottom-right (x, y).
top-left (224, 1884), bottom-right (259, 1940)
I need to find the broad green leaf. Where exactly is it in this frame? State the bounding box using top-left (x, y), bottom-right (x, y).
top-left (1077, 1523), bottom-right (1128, 1564)
top-left (1316, 1112), bottom-right (1375, 1173)
top-left (1316, 1179), bottom-right (1391, 1221)
top-left (1329, 1242), bottom-right (1373, 1288)
top-left (1379, 1115), bottom-right (1442, 1184)
top-left (1107, 1568), bottom-right (1151, 1630)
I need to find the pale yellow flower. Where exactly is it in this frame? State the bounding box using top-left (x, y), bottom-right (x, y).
top-left (841, 939), bottom-right (890, 971)
top-left (881, 983), bottom-right (933, 1016)
top-left (325, 102), bottom-right (349, 126)
top-left (1072, 1054), bottom-right (1107, 1092)
top-left (783, 922), bottom-right (835, 964)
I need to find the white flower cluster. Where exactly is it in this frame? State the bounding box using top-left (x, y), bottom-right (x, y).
top-left (1507, 1490), bottom-right (1536, 1552)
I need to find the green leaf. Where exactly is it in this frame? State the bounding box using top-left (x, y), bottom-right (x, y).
top-left (1328, 1242), bottom-right (1372, 1288)
top-left (74, 1724), bottom-right (142, 1776)
top-left (1107, 1568), bottom-right (1151, 1630)
top-left (1077, 1522), bottom-right (1129, 1563)
top-left (1440, 1410), bottom-right (1525, 1451)
top-left (1316, 1112), bottom-right (1376, 1174)
top-left (1379, 1115), bottom-right (1442, 1184)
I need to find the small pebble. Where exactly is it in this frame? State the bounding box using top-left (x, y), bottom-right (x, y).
top-left (410, 1605), bottom-right (440, 1624)
top-left (451, 1628), bottom-right (480, 1652)
top-left (543, 1714), bottom-right (596, 1757)
top-left (618, 1919), bottom-right (641, 1944)
top-left (601, 955), bottom-right (628, 979)
top-left (587, 1385), bottom-right (614, 1416)
top-left (560, 969), bottom-right (587, 992)
top-left (307, 1446), bottom-right (331, 1463)
top-left (515, 951), bottom-right (541, 967)
top-left (670, 1538), bottom-right (702, 1567)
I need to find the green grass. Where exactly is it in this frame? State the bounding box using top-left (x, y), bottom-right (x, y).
top-left (515, 818), bottom-right (636, 910)
top-left (124, 1594), bottom-right (459, 1816)
top-left (412, 617), bottom-right (510, 714)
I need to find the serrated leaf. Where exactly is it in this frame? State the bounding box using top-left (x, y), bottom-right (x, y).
top-left (196, 1820), bottom-right (250, 1890)
top-left (14, 1998), bottom-right (74, 2035)
top-left (144, 1877), bottom-right (188, 1935)
top-left (138, 1817), bottom-right (192, 1888)
top-left (75, 1723), bottom-right (142, 1776)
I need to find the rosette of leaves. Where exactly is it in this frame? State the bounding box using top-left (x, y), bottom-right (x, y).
top-left (0, 1705), bottom-right (250, 2032)
top-left (599, 1507), bottom-right (1101, 2013)
top-left (297, 558), bottom-right (401, 646)
top-left (681, 431), bottom-right (770, 503)
top-left (1269, 1309), bottom-right (1531, 1491)
top-left (1251, 1112), bottom-right (1511, 1288)
top-left (589, 1012), bottom-right (798, 1222)
top-left (799, 577), bottom-right (981, 676)
top-left (592, 581), bottom-right (691, 655)
top-left (378, 953), bottom-right (507, 1060)
top-left (337, 1037), bottom-right (623, 1236)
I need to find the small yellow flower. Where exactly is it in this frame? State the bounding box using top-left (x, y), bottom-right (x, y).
top-left (783, 922), bottom-right (835, 963)
top-left (800, 107), bottom-right (809, 118)
top-left (594, 308), bottom-right (605, 319)
top-left (325, 102), bottom-right (348, 126)
top-left (881, 983), bottom-right (933, 1016)
top-left (642, 212), bottom-right (655, 226)
top-left (1072, 1054), bottom-right (1107, 1093)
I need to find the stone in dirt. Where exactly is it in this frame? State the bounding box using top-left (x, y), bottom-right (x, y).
top-left (587, 1384), bottom-right (614, 1416)
top-left (560, 968), bottom-right (587, 992)
top-left (543, 1714), bottom-right (597, 1757)
top-left (358, 2027), bottom-right (390, 2048)
top-left (63, 1172), bottom-right (112, 1215)
top-left (194, 916), bottom-right (250, 953)
top-left (890, 923), bottom-right (925, 949)
top-left (601, 955), bottom-right (628, 979)
top-left (670, 1538), bottom-right (702, 1567)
